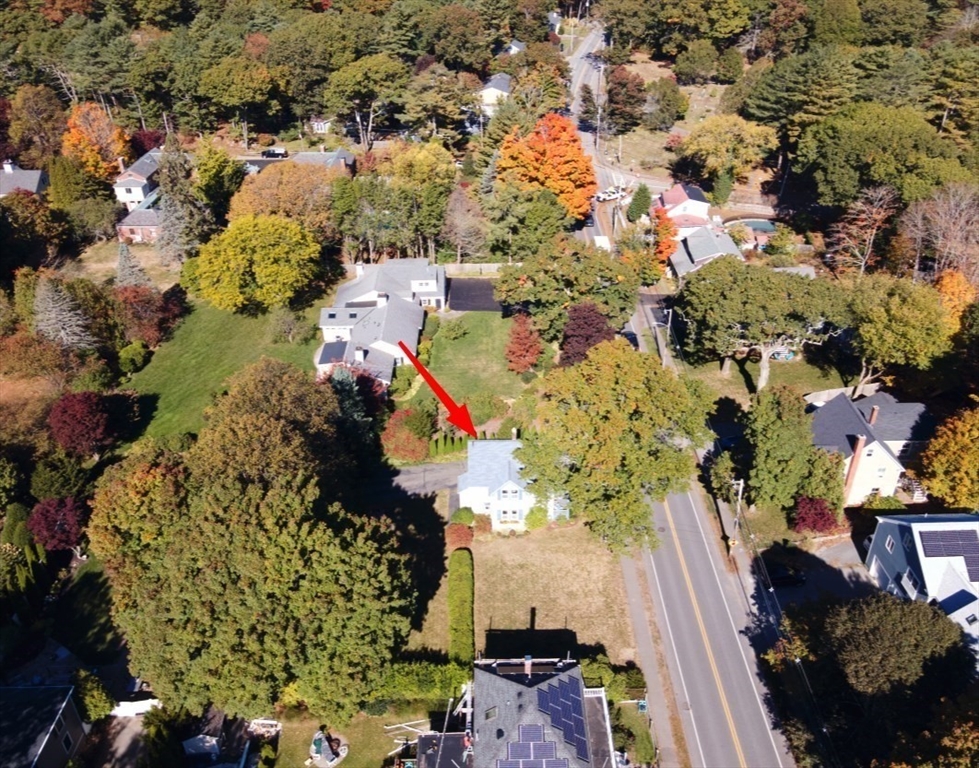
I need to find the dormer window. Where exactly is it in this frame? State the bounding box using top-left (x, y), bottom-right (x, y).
top-left (327, 312), bottom-right (336, 319)
top-left (349, 313), bottom-right (357, 319)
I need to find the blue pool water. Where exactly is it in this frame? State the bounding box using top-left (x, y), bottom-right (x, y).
top-left (728, 218), bottom-right (776, 232)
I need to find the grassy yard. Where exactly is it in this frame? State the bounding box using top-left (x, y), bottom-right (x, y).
top-left (406, 569), bottom-right (450, 654)
top-left (472, 524), bottom-right (635, 664)
top-left (428, 312), bottom-right (527, 400)
top-left (685, 356), bottom-right (847, 407)
top-left (277, 707), bottom-right (429, 768)
top-left (128, 299), bottom-right (326, 436)
top-left (64, 241), bottom-right (181, 290)
top-left (51, 557), bottom-right (123, 665)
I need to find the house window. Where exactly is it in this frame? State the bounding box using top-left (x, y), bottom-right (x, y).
top-left (62, 732), bottom-right (73, 753)
top-left (55, 716), bottom-right (65, 733)
top-left (904, 569), bottom-right (919, 591)
top-left (349, 313), bottom-right (357, 319)
top-left (128, 228), bottom-right (136, 235)
top-left (877, 466), bottom-right (886, 477)
top-left (866, 448), bottom-right (874, 457)
top-left (328, 312), bottom-right (336, 319)
top-left (500, 489), bottom-right (518, 499)
top-left (967, 614), bottom-right (978, 626)
top-left (500, 510), bottom-right (520, 522)
top-left (484, 503), bottom-right (491, 511)
top-left (485, 707), bottom-right (498, 720)
top-left (885, 535), bottom-right (895, 554)
top-left (903, 533), bottom-right (913, 550)
top-left (124, 187), bottom-right (132, 195)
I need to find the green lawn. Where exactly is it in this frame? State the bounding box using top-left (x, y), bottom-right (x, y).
top-left (428, 313), bottom-right (527, 400)
top-left (129, 300), bottom-right (325, 436)
top-left (685, 355), bottom-right (846, 406)
top-left (51, 557), bottom-right (123, 665)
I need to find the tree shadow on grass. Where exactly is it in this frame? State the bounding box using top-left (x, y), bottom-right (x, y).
top-left (50, 559), bottom-right (124, 666)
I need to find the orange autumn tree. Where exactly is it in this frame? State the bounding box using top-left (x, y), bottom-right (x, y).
top-left (496, 113), bottom-right (597, 220)
top-left (935, 269), bottom-right (977, 332)
top-left (62, 103), bottom-right (130, 182)
top-left (652, 207), bottom-right (678, 265)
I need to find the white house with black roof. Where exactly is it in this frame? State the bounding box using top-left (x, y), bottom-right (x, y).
top-left (472, 658), bottom-right (615, 768)
top-left (810, 391), bottom-right (935, 506)
top-left (865, 514), bottom-right (979, 659)
top-left (314, 259), bottom-right (445, 384)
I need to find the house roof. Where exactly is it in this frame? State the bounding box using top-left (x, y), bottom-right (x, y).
top-left (472, 659), bottom-right (612, 768)
top-left (458, 439), bottom-right (528, 495)
top-left (336, 259), bottom-right (445, 305)
top-left (291, 149), bottom-right (355, 170)
top-left (670, 227), bottom-right (741, 276)
top-left (773, 265), bottom-right (816, 279)
top-left (0, 162), bottom-right (46, 196)
top-left (0, 686), bottom-right (75, 767)
top-left (509, 39), bottom-right (527, 52)
top-left (119, 188), bottom-right (161, 227)
top-left (484, 73), bottom-right (512, 94)
top-left (114, 148), bottom-right (162, 186)
top-left (242, 158), bottom-right (283, 175)
top-left (853, 392), bottom-right (936, 443)
top-left (660, 183), bottom-right (708, 207)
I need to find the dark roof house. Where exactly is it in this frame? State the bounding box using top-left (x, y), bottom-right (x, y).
top-left (0, 160), bottom-right (48, 197)
top-left (291, 148), bottom-right (356, 174)
top-left (669, 227), bottom-right (741, 277)
top-left (0, 686), bottom-right (85, 768)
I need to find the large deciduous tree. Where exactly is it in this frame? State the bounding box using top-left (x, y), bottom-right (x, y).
top-left (827, 186), bottom-right (899, 275)
top-left (441, 186), bottom-right (487, 263)
top-left (8, 85), bottom-right (66, 169)
top-left (505, 312), bottom-right (543, 374)
top-left (61, 103), bottom-right (130, 182)
top-left (495, 235), bottom-right (639, 340)
top-left (324, 54), bottom-right (410, 151)
top-left (676, 257), bottom-right (846, 390)
top-left (918, 403), bottom-right (979, 510)
top-left (604, 66), bottom-right (646, 134)
top-left (89, 361), bottom-right (414, 720)
top-left (496, 113), bottom-right (598, 220)
top-left (195, 215), bottom-right (321, 313)
top-left (900, 183), bottom-right (979, 287)
top-left (193, 141), bottom-right (246, 226)
top-left (518, 338), bottom-right (713, 551)
top-left (47, 391), bottom-right (114, 459)
top-left (198, 57), bottom-right (282, 151)
top-left (846, 274), bottom-right (953, 387)
top-left (676, 114), bottom-right (777, 183)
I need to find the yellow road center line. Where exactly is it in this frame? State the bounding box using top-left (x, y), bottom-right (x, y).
top-left (663, 497), bottom-right (747, 768)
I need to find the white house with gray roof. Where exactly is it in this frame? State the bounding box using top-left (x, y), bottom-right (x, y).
top-left (314, 259), bottom-right (445, 384)
top-left (114, 148), bottom-right (162, 210)
top-left (481, 73), bottom-right (512, 117)
top-left (669, 226), bottom-right (742, 278)
top-left (865, 514), bottom-right (979, 660)
top-left (0, 159), bottom-right (47, 197)
top-left (457, 440), bottom-right (567, 531)
top-left (811, 391), bottom-right (935, 506)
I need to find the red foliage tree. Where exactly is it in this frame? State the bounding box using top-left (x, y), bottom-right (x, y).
top-left (505, 313), bottom-right (543, 373)
top-left (446, 522), bottom-right (474, 551)
top-left (40, 0), bottom-right (94, 24)
top-left (129, 129), bottom-right (165, 158)
top-left (381, 409), bottom-right (430, 462)
top-left (793, 496), bottom-right (837, 533)
top-left (27, 497), bottom-right (86, 551)
top-left (560, 303), bottom-right (616, 366)
top-left (605, 66), bottom-right (647, 133)
top-left (47, 391), bottom-right (114, 458)
top-left (112, 285), bottom-right (188, 347)
top-left (0, 98), bottom-right (15, 161)
top-left (653, 208), bottom-right (678, 265)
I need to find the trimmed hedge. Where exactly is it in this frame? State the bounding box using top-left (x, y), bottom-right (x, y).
top-left (451, 507), bottom-right (475, 525)
top-left (447, 548), bottom-right (475, 664)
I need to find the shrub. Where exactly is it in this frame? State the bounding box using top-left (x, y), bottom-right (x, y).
top-left (451, 506), bottom-right (475, 525)
top-left (711, 172), bottom-right (733, 206)
top-left (381, 410), bottom-right (430, 462)
top-left (793, 497), bottom-right (837, 533)
top-left (375, 661), bottom-right (470, 701)
top-left (862, 493), bottom-right (906, 511)
top-left (468, 394), bottom-right (507, 426)
top-left (440, 318), bottom-right (468, 340)
top-left (72, 669), bottom-right (115, 722)
top-left (473, 513), bottom-right (492, 536)
top-left (255, 133), bottom-right (276, 147)
top-left (506, 313), bottom-right (543, 373)
top-left (417, 339), bottom-right (433, 365)
top-left (446, 522), bottom-right (474, 550)
top-left (497, 417), bottom-right (520, 439)
top-left (422, 313), bottom-right (441, 340)
top-left (447, 548), bottom-right (474, 663)
top-left (403, 403), bottom-right (436, 440)
top-left (30, 451), bottom-right (89, 501)
top-left (387, 364), bottom-right (418, 397)
top-left (118, 341), bottom-right (150, 374)
top-left (525, 506), bottom-right (547, 530)
top-left (266, 307), bottom-right (316, 344)
top-left (69, 357), bottom-right (116, 393)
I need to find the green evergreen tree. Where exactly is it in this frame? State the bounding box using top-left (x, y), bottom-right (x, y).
top-left (745, 385), bottom-right (813, 511)
top-left (810, 0), bottom-right (864, 45)
top-left (627, 184), bottom-right (652, 222)
top-left (579, 83), bottom-right (598, 128)
top-left (157, 134), bottom-right (213, 265)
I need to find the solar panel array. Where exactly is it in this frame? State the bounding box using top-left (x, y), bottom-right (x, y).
top-left (496, 724), bottom-right (567, 768)
top-left (919, 529), bottom-right (979, 581)
top-left (535, 676), bottom-right (590, 762)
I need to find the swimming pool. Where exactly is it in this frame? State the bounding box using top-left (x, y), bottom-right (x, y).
top-left (726, 218), bottom-right (776, 232)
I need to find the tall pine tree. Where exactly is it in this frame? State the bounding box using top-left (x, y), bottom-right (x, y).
top-left (627, 184), bottom-right (652, 222)
top-left (116, 242), bottom-right (152, 288)
top-left (33, 277), bottom-right (97, 351)
top-left (157, 134), bottom-right (213, 265)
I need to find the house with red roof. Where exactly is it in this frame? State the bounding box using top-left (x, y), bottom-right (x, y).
top-left (653, 183), bottom-right (711, 237)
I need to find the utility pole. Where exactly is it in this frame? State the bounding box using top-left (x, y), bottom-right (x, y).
top-left (730, 478), bottom-right (745, 551)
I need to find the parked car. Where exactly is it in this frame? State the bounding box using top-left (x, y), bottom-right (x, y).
top-left (583, 211), bottom-right (595, 227)
top-left (758, 558), bottom-right (807, 588)
top-left (261, 148), bottom-right (288, 158)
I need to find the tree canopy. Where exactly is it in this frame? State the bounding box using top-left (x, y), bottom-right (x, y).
top-left (918, 402), bottom-right (979, 510)
top-left (518, 338), bottom-right (714, 551)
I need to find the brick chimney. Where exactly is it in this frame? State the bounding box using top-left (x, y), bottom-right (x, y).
top-left (843, 434), bottom-right (867, 504)
top-left (868, 405), bottom-right (880, 425)
top-left (524, 655), bottom-right (532, 678)
top-left (354, 346), bottom-right (365, 362)
top-left (376, 292), bottom-right (388, 307)
top-left (117, 157), bottom-right (126, 173)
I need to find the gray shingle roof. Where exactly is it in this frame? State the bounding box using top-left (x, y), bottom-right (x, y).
top-left (670, 227), bottom-right (741, 276)
top-left (0, 163), bottom-right (46, 196)
top-left (291, 149), bottom-right (355, 170)
top-left (119, 188), bottom-right (161, 227)
top-left (114, 148), bottom-right (162, 185)
top-left (854, 392), bottom-right (935, 442)
top-left (336, 259), bottom-right (445, 304)
top-left (458, 439), bottom-right (528, 495)
top-left (484, 73), bottom-right (512, 94)
top-left (0, 686), bottom-right (75, 766)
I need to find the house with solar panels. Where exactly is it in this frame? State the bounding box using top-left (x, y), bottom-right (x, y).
top-left (865, 514), bottom-right (979, 657)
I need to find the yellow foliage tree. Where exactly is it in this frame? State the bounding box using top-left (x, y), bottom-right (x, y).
top-left (61, 103), bottom-right (130, 182)
top-left (935, 269), bottom-right (977, 332)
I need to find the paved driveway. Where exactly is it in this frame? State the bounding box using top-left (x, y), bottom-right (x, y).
top-left (761, 535), bottom-right (876, 606)
top-left (391, 461), bottom-right (465, 496)
top-left (447, 279), bottom-right (502, 311)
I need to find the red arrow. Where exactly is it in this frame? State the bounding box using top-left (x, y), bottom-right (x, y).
top-left (398, 340), bottom-right (477, 438)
